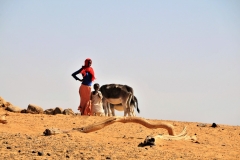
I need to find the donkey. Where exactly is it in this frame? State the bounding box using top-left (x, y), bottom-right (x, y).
top-left (103, 95), bottom-right (140, 116)
top-left (100, 84), bottom-right (139, 117)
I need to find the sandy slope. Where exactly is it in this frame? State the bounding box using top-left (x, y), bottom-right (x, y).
top-left (0, 108), bottom-right (240, 160)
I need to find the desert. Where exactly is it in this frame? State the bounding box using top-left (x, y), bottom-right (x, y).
top-left (0, 97), bottom-right (240, 160)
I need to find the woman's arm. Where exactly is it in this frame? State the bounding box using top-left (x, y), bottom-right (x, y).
top-left (71, 68), bottom-right (83, 81)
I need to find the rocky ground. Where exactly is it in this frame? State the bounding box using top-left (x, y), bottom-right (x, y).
top-left (1, 107), bottom-right (240, 160)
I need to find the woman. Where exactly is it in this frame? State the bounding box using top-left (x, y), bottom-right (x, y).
top-left (72, 58), bottom-right (95, 115)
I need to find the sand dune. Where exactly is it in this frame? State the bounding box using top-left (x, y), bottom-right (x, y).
top-left (0, 108), bottom-right (240, 159)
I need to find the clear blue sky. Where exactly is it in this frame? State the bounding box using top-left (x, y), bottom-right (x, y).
top-left (1, 0), bottom-right (239, 125)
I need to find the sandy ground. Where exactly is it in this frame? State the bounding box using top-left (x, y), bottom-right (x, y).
top-left (0, 108), bottom-right (240, 160)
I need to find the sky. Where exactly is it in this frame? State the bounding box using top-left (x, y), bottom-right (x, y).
top-left (0, 0), bottom-right (239, 126)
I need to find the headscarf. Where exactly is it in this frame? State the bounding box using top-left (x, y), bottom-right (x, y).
top-left (80, 58), bottom-right (96, 81)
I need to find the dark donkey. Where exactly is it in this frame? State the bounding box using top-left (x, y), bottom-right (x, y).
top-left (100, 84), bottom-right (139, 116)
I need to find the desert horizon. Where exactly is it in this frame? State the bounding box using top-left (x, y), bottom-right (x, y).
top-left (1, 1), bottom-right (240, 159)
top-left (1, 96), bottom-right (240, 159)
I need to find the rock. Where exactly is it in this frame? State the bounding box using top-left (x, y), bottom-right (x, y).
top-left (197, 123), bottom-right (207, 127)
top-left (27, 104), bottom-right (44, 114)
top-left (43, 128), bottom-right (63, 136)
top-left (38, 151), bottom-right (43, 156)
top-left (5, 104), bottom-right (22, 113)
top-left (138, 135), bottom-right (156, 147)
top-left (211, 123), bottom-right (218, 128)
top-left (0, 97), bottom-right (18, 111)
top-left (44, 109), bottom-right (54, 115)
top-left (63, 108), bottom-right (75, 115)
top-left (53, 107), bottom-right (63, 115)
top-left (0, 114), bottom-right (7, 124)
top-left (21, 109), bottom-right (27, 113)
top-left (0, 97), bottom-right (8, 108)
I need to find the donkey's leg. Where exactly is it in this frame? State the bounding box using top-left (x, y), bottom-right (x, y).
top-left (110, 104), bottom-right (115, 116)
top-left (123, 105), bottom-right (127, 116)
top-left (106, 102), bottom-right (112, 116)
top-left (129, 104), bottom-right (135, 116)
top-left (102, 98), bottom-right (109, 116)
top-left (127, 94), bottom-right (133, 116)
top-left (121, 100), bottom-right (127, 117)
top-left (118, 90), bottom-right (133, 117)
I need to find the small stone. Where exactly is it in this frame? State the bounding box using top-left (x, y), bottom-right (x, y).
top-left (6, 146), bottom-right (11, 149)
top-left (197, 123), bottom-right (207, 127)
top-left (106, 156), bottom-right (111, 159)
top-left (32, 151), bottom-right (36, 153)
top-left (66, 155), bottom-right (70, 158)
top-left (18, 150), bottom-right (21, 153)
top-left (38, 151), bottom-right (43, 156)
top-left (211, 123), bottom-right (217, 128)
top-left (47, 153), bottom-right (51, 156)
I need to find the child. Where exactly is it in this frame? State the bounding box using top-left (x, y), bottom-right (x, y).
top-left (90, 83), bottom-right (104, 116)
